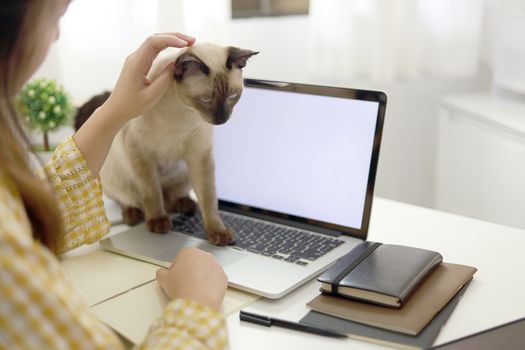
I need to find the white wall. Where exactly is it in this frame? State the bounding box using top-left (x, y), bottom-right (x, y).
top-left (33, 0), bottom-right (492, 210)
top-left (223, 15), bottom-right (491, 208)
top-left (369, 74), bottom-right (490, 207)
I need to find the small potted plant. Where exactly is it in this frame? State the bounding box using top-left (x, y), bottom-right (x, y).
top-left (17, 78), bottom-right (73, 151)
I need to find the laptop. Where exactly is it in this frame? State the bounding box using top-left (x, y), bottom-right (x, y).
top-left (100, 79), bottom-right (387, 299)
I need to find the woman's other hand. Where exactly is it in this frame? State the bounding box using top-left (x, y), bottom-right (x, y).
top-left (156, 247), bottom-right (228, 311)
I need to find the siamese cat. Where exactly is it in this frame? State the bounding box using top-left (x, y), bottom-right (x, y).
top-left (76, 43), bottom-right (258, 246)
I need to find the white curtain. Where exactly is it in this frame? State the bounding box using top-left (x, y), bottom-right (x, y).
top-left (33, 0), bottom-right (506, 100)
top-left (34, 0), bottom-right (162, 102)
top-left (34, 0), bottom-right (232, 102)
top-left (308, 0), bottom-right (485, 82)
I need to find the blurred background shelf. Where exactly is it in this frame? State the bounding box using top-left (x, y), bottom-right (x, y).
top-left (436, 92), bottom-right (525, 230)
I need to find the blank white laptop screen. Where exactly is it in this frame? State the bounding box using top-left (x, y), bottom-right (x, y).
top-left (214, 86), bottom-right (379, 230)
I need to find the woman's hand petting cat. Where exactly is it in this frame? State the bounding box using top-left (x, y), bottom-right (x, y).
top-left (73, 33), bottom-right (195, 177)
top-left (104, 32), bottom-right (195, 125)
top-left (156, 247), bottom-right (228, 311)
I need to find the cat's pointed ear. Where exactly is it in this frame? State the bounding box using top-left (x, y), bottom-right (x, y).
top-left (174, 52), bottom-right (210, 81)
top-left (226, 47), bottom-right (259, 70)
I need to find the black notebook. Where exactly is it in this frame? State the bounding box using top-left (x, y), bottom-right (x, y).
top-left (317, 241), bottom-right (442, 308)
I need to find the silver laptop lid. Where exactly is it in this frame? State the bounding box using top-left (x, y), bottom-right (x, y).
top-left (214, 79), bottom-right (387, 240)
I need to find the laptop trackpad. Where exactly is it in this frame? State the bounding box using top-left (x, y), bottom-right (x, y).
top-left (153, 234), bottom-right (247, 267)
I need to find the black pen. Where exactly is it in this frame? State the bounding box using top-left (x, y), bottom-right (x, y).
top-left (239, 310), bottom-right (348, 339)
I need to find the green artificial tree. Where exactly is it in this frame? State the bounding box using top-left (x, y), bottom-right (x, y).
top-left (17, 78), bottom-right (73, 151)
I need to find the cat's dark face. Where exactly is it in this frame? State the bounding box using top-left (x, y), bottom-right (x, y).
top-left (174, 44), bottom-right (258, 125)
top-left (183, 71), bottom-right (243, 125)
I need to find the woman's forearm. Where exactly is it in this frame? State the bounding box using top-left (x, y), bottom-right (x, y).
top-left (72, 103), bottom-right (125, 177)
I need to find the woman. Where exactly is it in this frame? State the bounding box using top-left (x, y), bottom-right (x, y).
top-left (0, 0), bottom-right (228, 349)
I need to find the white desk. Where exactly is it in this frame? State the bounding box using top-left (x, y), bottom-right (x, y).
top-left (225, 197), bottom-right (525, 349)
top-left (95, 196), bottom-right (525, 349)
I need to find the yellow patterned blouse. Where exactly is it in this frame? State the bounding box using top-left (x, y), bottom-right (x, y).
top-left (0, 137), bottom-right (228, 349)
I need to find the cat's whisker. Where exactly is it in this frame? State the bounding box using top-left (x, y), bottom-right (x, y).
top-left (170, 121), bottom-right (203, 144)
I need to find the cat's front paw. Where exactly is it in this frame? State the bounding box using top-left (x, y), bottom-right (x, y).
top-left (122, 206), bottom-right (144, 226)
top-left (207, 227), bottom-right (235, 246)
top-left (147, 215), bottom-right (172, 233)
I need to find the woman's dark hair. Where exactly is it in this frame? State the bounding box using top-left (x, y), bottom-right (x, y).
top-left (0, 0), bottom-right (64, 253)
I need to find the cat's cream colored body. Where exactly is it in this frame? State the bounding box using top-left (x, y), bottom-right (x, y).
top-left (100, 43), bottom-right (255, 244)
top-left (100, 81), bottom-right (213, 218)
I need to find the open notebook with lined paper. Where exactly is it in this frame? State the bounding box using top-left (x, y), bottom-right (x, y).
top-left (62, 250), bottom-right (259, 344)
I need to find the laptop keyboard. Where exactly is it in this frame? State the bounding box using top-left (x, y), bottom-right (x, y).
top-left (171, 212), bottom-right (345, 266)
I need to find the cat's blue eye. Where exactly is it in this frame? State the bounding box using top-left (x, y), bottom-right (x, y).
top-left (199, 96), bottom-right (212, 104)
top-left (228, 93), bottom-right (238, 100)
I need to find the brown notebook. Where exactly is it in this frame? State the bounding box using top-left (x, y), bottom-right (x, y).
top-left (307, 262), bottom-right (477, 335)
